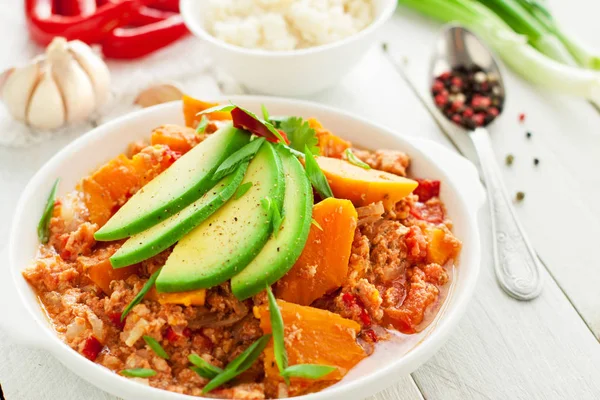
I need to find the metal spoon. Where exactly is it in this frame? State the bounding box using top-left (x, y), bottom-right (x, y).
top-left (430, 25), bottom-right (543, 300)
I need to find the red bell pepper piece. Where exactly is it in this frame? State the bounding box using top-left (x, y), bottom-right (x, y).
top-left (25, 0), bottom-right (141, 46)
top-left (231, 107), bottom-right (290, 144)
top-left (55, 0), bottom-right (96, 17)
top-left (130, 6), bottom-right (176, 26)
top-left (413, 179), bottom-right (441, 202)
top-left (81, 335), bottom-right (103, 361)
top-left (145, 0), bottom-right (180, 13)
top-left (101, 14), bottom-right (189, 59)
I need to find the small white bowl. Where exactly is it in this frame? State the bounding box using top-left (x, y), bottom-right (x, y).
top-left (1, 97), bottom-right (484, 400)
top-left (180, 0), bottom-right (397, 96)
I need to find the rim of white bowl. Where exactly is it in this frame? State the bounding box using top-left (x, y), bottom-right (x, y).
top-left (180, 0), bottom-right (398, 58)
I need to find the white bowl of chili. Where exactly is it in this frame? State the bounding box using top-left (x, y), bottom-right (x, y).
top-left (179, 0), bottom-right (398, 96)
top-left (1, 97), bottom-right (484, 400)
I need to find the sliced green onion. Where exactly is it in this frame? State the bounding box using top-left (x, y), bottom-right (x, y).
top-left (213, 138), bottom-right (265, 180)
top-left (272, 204), bottom-right (284, 238)
top-left (266, 286), bottom-right (288, 384)
top-left (196, 115), bottom-right (209, 135)
top-left (196, 104), bottom-right (235, 116)
top-left (120, 368), bottom-right (156, 378)
top-left (304, 146), bottom-right (333, 199)
top-left (121, 268), bottom-right (161, 322)
top-left (234, 182), bottom-right (253, 200)
top-left (344, 149), bottom-right (371, 170)
top-left (202, 334), bottom-right (272, 393)
top-left (143, 335), bottom-right (169, 359)
top-left (311, 218), bottom-right (323, 231)
top-left (37, 179), bottom-right (60, 244)
top-left (283, 364), bottom-right (337, 380)
top-left (261, 104), bottom-right (270, 121)
top-left (189, 354), bottom-right (223, 379)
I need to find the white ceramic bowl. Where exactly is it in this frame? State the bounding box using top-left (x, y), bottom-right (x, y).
top-left (180, 0), bottom-right (397, 96)
top-left (1, 97), bottom-right (484, 400)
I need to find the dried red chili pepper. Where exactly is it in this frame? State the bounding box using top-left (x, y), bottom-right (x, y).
top-left (25, 0), bottom-right (140, 46)
top-left (101, 14), bottom-right (189, 59)
top-left (55, 0), bottom-right (96, 17)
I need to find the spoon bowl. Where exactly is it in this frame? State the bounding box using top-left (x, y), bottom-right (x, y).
top-left (430, 25), bottom-right (543, 301)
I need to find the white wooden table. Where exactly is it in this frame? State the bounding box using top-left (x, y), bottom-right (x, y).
top-left (2, 1), bottom-right (600, 399)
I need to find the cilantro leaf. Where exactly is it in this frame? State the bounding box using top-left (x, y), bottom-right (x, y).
top-left (279, 117), bottom-right (320, 155)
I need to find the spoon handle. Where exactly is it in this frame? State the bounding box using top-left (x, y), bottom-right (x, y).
top-left (470, 128), bottom-right (543, 300)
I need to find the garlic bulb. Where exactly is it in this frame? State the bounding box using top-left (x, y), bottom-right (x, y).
top-left (2, 37), bottom-right (110, 130)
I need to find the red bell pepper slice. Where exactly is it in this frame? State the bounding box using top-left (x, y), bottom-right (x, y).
top-left (25, 0), bottom-right (140, 46)
top-left (130, 6), bottom-right (177, 26)
top-left (55, 0), bottom-right (96, 17)
top-left (101, 14), bottom-right (189, 59)
top-left (145, 0), bottom-right (180, 13)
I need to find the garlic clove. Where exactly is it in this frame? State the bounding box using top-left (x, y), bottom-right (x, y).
top-left (134, 83), bottom-right (183, 108)
top-left (47, 37), bottom-right (95, 123)
top-left (27, 66), bottom-right (65, 130)
top-left (2, 61), bottom-right (41, 122)
top-left (69, 40), bottom-right (111, 106)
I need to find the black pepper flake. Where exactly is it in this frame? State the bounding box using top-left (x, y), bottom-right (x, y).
top-left (516, 191), bottom-right (525, 201)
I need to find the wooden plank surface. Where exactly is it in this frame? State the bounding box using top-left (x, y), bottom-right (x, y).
top-left (1, 0), bottom-right (600, 399)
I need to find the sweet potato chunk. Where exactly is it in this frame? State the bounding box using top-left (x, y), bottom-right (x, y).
top-left (82, 145), bottom-right (176, 226)
top-left (308, 118), bottom-right (351, 158)
top-left (150, 124), bottom-right (202, 154)
top-left (426, 227), bottom-right (461, 265)
top-left (182, 95), bottom-right (232, 128)
top-left (255, 300), bottom-right (366, 395)
top-left (316, 156), bottom-right (418, 209)
top-left (79, 246), bottom-right (138, 294)
top-left (147, 287), bottom-right (206, 306)
top-left (275, 198), bottom-right (357, 306)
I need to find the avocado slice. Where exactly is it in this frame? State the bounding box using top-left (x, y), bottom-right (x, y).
top-left (94, 124), bottom-right (249, 241)
top-left (231, 147), bottom-right (313, 300)
top-left (155, 142), bottom-right (285, 293)
top-left (109, 163), bottom-right (248, 269)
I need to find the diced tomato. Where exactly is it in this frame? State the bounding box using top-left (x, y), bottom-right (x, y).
top-left (82, 336), bottom-right (103, 361)
top-left (165, 326), bottom-right (179, 342)
top-left (363, 329), bottom-right (378, 343)
top-left (109, 312), bottom-right (125, 330)
top-left (410, 202), bottom-right (444, 224)
top-left (165, 326), bottom-right (191, 342)
top-left (359, 309), bottom-right (371, 326)
top-left (413, 179), bottom-right (440, 202)
top-left (342, 292), bottom-right (355, 307)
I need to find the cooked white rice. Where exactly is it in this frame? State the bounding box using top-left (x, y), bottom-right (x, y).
top-left (204, 0), bottom-right (374, 51)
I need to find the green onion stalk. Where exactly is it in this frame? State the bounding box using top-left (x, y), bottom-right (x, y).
top-left (513, 0), bottom-right (600, 70)
top-left (399, 0), bottom-right (600, 103)
top-left (476, 0), bottom-right (576, 66)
